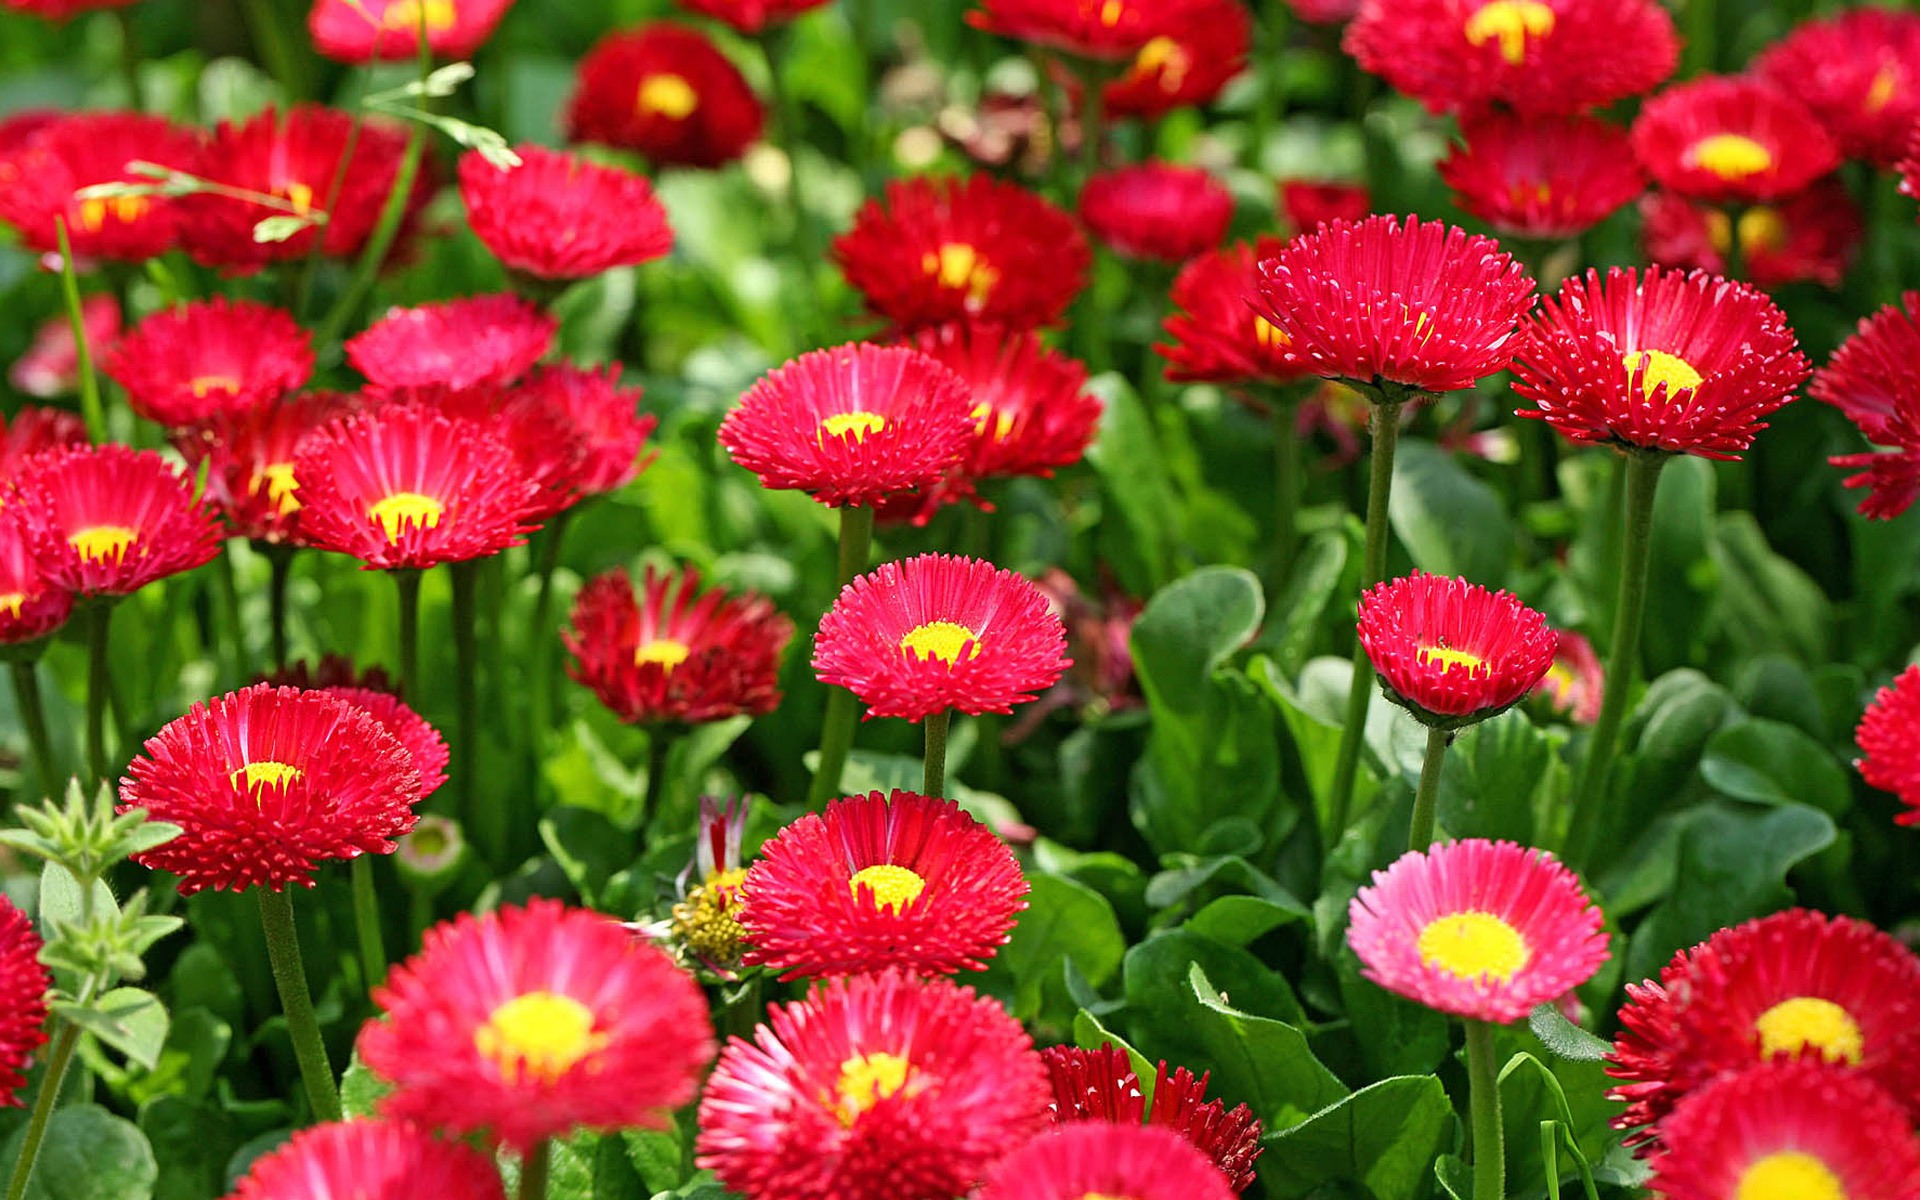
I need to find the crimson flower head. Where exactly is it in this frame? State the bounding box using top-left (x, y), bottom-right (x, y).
top-left (459, 145), bottom-right (674, 283)
top-left (1533, 629), bottom-right (1602, 725)
top-left (696, 970), bottom-right (1051, 1200)
top-left (120, 684), bottom-right (422, 893)
top-left (1607, 909), bottom-right (1920, 1147)
top-left (0, 507), bottom-right (73, 647)
top-left (225, 1120), bottom-right (506, 1200)
top-left (981, 1123), bottom-right (1239, 1200)
top-left (967, 0), bottom-right (1217, 61)
top-left (1438, 113), bottom-right (1644, 241)
top-left (11, 295), bottom-right (120, 399)
top-left (1513, 266), bottom-right (1810, 460)
top-left (1754, 7), bottom-right (1920, 168)
top-left (203, 390), bottom-right (357, 544)
top-left (1630, 77), bottom-right (1839, 207)
top-left (677, 0), bottom-right (830, 33)
top-left (263, 659), bottom-right (451, 800)
top-left (104, 298), bottom-right (314, 431)
top-left (1347, 839), bottom-right (1607, 1023)
top-left (14, 444), bottom-right (222, 597)
top-left (1358, 573), bottom-right (1556, 728)
top-left (1641, 183), bottom-right (1860, 292)
top-left (347, 294), bottom-right (555, 395)
top-left (568, 24), bottom-right (765, 169)
top-left (741, 789), bottom-right (1028, 979)
top-left (718, 343), bottom-right (974, 509)
top-left (0, 112), bottom-right (199, 263)
top-left (181, 105), bottom-right (428, 272)
top-left (1159, 237), bottom-right (1309, 386)
top-left (564, 564), bottom-right (793, 726)
top-left (1346, 0), bottom-right (1678, 116)
top-left (308, 0), bottom-right (516, 63)
top-left (1043, 1043), bottom-right (1262, 1193)
top-left (0, 0), bottom-right (135, 18)
top-left (1103, 0), bottom-right (1251, 119)
top-left (0, 406), bottom-right (88, 474)
top-left (1078, 162), bottom-right (1232, 264)
top-left (361, 900), bottom-right (714, 1151)
top-left (517, 363), bottom-right (656, 497)
top-left (1252, 214), bottom-right (1536, 400)
top-left (0, 897), bottom-right (48, 1108)
top-left (1280, 179), bottom-right (1370, 232)
top-left (390, 381), bottom-right (588, 521)
top-left (292, 405), bottom-right (541, 571)
top-left (815, 554), bottom-right (1070, 722)
top-left (1648, 1060), bottom-right (1920, 1200)
top-left (1817, 293), bottom-right (1920, 519)
top-left (909, 321), bottom-right (1102, 494)
top-left (1860, 668), bottom-right (1920, 827)
top-left (834, 175), bottom-right (1091, 332)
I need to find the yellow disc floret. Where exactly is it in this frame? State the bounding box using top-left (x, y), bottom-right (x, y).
top-left (849, 863), bottom-right (927, 912)
top-left (1416, 911), bottom-right (1531, 983)
top-left (634, 638), bottom-right (692, 670)
top-left (381, 0), bottom-right (456, 32)
top-left (231, 761), bottom-right (304, 793)
top-left (1464, 1), bottom-right (1556, 66)
top-left (1734, 1151), bottom-right (1846, 1200)
top-left (69, 525), bottom-right (138, 564)
top-left (1687, 134), bottom-right (1775, 182)
top-left (1753, 996), bottom-right (1865, 1065)
top-left (473, 991), bottom-right (606, 1084)
top-left (922, 243), bottom-right (1000, 307)
top-left (672, 867), bottom-right (749, 966)
top-left (1623, 349), bottom-right (1703, 400)
top-left (368, 492), bottom-right (446, 543)
top-left (1418, 644), bottom-right (1489, 677)
top-left (636, 73), bottom-right (699, 120)
top-left (819, 411), bottom-right (887, 443)
top-left (899, 620), bottom-right (980, 665)
top-left (833, 1051), bottom-right (912, 1124)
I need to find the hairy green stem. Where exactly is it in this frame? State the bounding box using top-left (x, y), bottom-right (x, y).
top-left (10, 659), bottom-right (60, 798)
top-left (83, 604), bottom-right (113, 787)
top-left (642, 725), bottom-right (677, 829)
top-left (519, 1140), bottom-right (551, 1200)
top-left (923, 709), bottom-right (951, 798)
top-left (1720, 203), bottom-right (1747, 283)
top-left (256, 888), bottom-right (342, 1122)
top-left (806, 506), bottom-right (875, 808)
top-left (53, 220), bottom-right (106, 444)
top-left (3, 1021), bottom-right (80, 1200)
top-left (1408, 725), bottom-right (1451, 852)
top-left (351, 856), bottom-right (387, 991)
top-left (1466, 1020), bottom-right (1505, 1200)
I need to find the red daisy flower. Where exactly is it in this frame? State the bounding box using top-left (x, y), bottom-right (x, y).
top-left (1286, 0), bottom-right (1358, 21)
top-left (1641, 182), bottom-right (1861, 291)
top-left (458, 145), bottom-right (674, 283)
top-left (13, 444), bottom-right (222, 597)
top-left (1816, 293), bottom-right (1920, 519)
top-left (179, 105), bottom-right (428, 272)
top-left (308, 677), bottom-right (449, 801)
top-left (360, 899), bottom-right (715, 1151)
top-left (1346, 0), bottom-right (1679, 116)
top-left (1859, 667), bottom-right (1920, 825)
top-left (1647, 1060), bottom-right (1920, 1200)
top-left (514, 363), bottom-right (657, 497)
top-left (814, 553), bottom-right (1071, 722)
top-left (0, 111), bottom-right (58, 156)
top-left (567, 24), bottom-right (765, 170)
top-left (967, 0), bottom-right (1218, 61)
top-left (696, 970), bottom-right (1051, 1200)
top-left (1279, 180), bottom-right (1371, 232)
top-left (1357, 572), bottom-right (1558, 727)
top-left (307, 0), bottom-right (516, 63)
top-left (717, 343), bottom-right (974, 509)
top-left (1158, 237), bottom-right (1310, 386)
top-left (119, 684), bottom-right (422, 893)
top-left (291, 405), bottom-right (541, 571)
top-left (1251, 214), bottom-right (1536, 399)
top-left (0, 406), bottom-right (89, 474)
top-left (1533, 629), bottom-right (1602, 725)
top-left (346, 294), bottom-right (555, 395)
top-left (1078, 162), bottom-right (1233, 264)
top-left (385, 381), bottom-right (588, 521)
top-left (0, 507), bottom-right (74, 647)
top-left (0, 0), bottom-right (134, 17)
top-left (1438, 113), bottom-right (1644, 241)
top-left (0, 112), bottom-right (199, 263)
top-left (979, 1123), bottom-right (1238, 1200)
top-left (909, 321), bottom-right (1102, 490)
top-left (0, 896), bottom-right (48, 1109)
top-left (1607, 909), bottom-right (1920, 1146)
top-left (104, 298), bottom-right (315, 431)
top-left (226, 1120), bottom-right (505, 1200)
top-left (1103, 0), bottom-right (1251, 119)
top-left (834, 175), bottom-right (1092, 332)
top-left (1630, 77), bottom-right (1840, 207)
top-left (740, 789), bottom-right (1028, 979)
top-left (10, 295), bottom-right (120, 399)
top-left (1512, 266), bottom-right (1811, 459)
top-left (1754, 8), bottom-right (1920, 168)
top-left (563, 564), bottom-right (793, 726)
top-left (1347, 839), bottom-right (1608, 1023)
top-left (1043, 1043), bottom-right (1263, 1193)
top-left (203, 390), bottom-right (358, 545)
top-left (676, 0), bottom-right (830, 33)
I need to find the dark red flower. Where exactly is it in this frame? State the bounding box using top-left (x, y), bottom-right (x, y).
top-left (1641, 182), bottom-right (1860, 291)
top-left (0, 112), bottom-right (200, 263)
top-left (567, 24), bottom-right (765, 169)
top-left (676, 0), bottom-right (830, 33)
top-left (308, 0), bottom-right (517, 63)
top-left (104, 298), bottom-right (314, 431)
top-left (908, 321), bottom-right (1101, 496)
top-left (1043, 1044), bottom-right (1263, 1193)
top-left (1103, 0), bottom-right (1251, 119)
top-left (0, 897), bottom-right (48, 1107)
top-left (834, 175), bottom-right (1091, 332)
top-left (14, 444), bottom-right (223, 597)
top-left (1078, 162), bottom-right (1233, 263)
top-left (1159, 236), bottom-right (1310, 386)
top-left (10, 295), bottom-right (120, 399)
top-left (1753, 7), bottom-right (1920, 168)
top-left (0, 406), bottom-right (89, 475)
top-left (346, 295), bottom-right (555, 395)
top-left (1816, 293), bottom-right (1920, 518)
top-left (967, 0), bottom-right (1219, 61)
top-left (1438, 112), bottom-right (1644, 241)
top-left (0, 507), bottom-right (74, 647)
top-left (225, 1120), bottom-right (506, 1200)
top-left (1856, 665), bottom-right (1920, 825)
top-left (204, 391), bottom-right (359, 544)
top-left (514, 363), bottom-right (657, 497)
top-left (458, 145), bottom-right (674, 282)
top-left (1630, 76), bottom-right (1840, 206)
top-left (1279, 179), bottom-right (1371, 232)
top-left (1357, 572), bottom-right (1558, 727)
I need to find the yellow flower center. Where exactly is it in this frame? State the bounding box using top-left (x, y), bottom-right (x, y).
top-left (1867, 65), bottom-right (1900, 115)
top-left (819, 411), bottom-right (887, 443)
top-left (69, 525), bottom-right (137, 564)
top-left (1687, 133), bottom-right (1775, 181)
top-left (1623, 349), bottom-right (1704, 401)
top-left (1254, 316), bottom-right (1291, 350)
top-left (1507, 180), bottom-right (1552, 207)
top-left (258, 463), bottom-right (301, 516)
top-left (633, 638), bottom-right (692, 670)
top-left (367, 491), bottom-right (445, 543)
top-left (636, 74), bottom-right (700, 120)
top-left (1753, 996), bottom-right (1865, 1065)
top-left (284, 182), bottom-right (315, 216)
top-left (1416, 911), bottom-right (1531, 982)
top-left (1464, 0), bottom-right (1556, 66)
top-left (189, 375), bottom-right (241, 398)
top-left (970, 402), bottom-right (1018, 441)
top-left (1735, 1152), bottom-right (1846, 1200)
top-left (381, 0), bottom-right (456, 33)
top-left (671, 866), bottom-right (750, 965)
top-left (834, 1052), bottom-right (912, 1124)
top-left (230, 761), bottom-right (304, 793)
top-left (1134, 36), bottom-right (1190, 91)
top-left (1707, 207), bottom-right (1787, 258)
top-left (899, 619), bottom-right (980, 665)
top-left (0, 594), bottom-right (24, 620)
top-left (1418, 644), bottom-right (1489, 677)
top-left (1541, 662), bottom-right (1574, 704)
top-left (473, 991), bottom-right (606, 1084)
top-left (76, 195), bottom-right (149, 233)
top-left (849, 863), bottom-right (927, 912)
top-left (1096, 0), bottom-right (1124, 26)
top-left (921, 242), bottom-right (999, 306)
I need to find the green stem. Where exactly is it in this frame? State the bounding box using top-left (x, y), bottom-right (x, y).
top-left (350, 856), bottom-right (387, 991)
top-left (805, 506), bottom-right (875, 809)
top-left (641, 725), bottom-right (677, 829)
top-left (1270, 387), bottom-right (1303, 594)
top-left (519, 1139), bottom-right (551, 1200)
top-left (923, 709), bottom-right (951, 798)
top-left (392, 569), bottom-right (421, 703)
top-left (2, 1021), bottom-right (80, 1200)
top-left (83, 604), bottom-right (112, 788)
top-left (450, 562), bottom-right (490, 859)
top-left (1563, 451), bottom-right (1667, 870)
top-left (267, 546), bottom-right (294, 669)
top-left (53, 220), bottom-right (106, 444)
top-left (10, 659), bottom-right (60, 798)
top-left (1408, 725), bottom-right (1449, 853)
top-left (256, 888), bottom-right (342, 1122)
top-left (1324, 398), bottom-right (1404, 845)
top-left (1466, 1020), bottom-right (1505, 1200)
top-left (1720, 203), bottom-right (1747, 283)
top-left (1683, 0), bottom-right (1717, 76)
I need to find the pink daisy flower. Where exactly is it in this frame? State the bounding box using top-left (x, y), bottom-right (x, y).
top-left (345, 294), bottom-right (556, 396)
top-left (225, 1119), bottom-right (506, 1200)
top-left (978, 1122), bottom-right (1238, 1200)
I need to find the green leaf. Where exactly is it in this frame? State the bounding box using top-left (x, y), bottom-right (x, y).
top-left (1186, 964), bottom-right (1346, 1132)
top-left (61, 987), bottom-right (169, 1070)
top-left (1642, 456), bottom-right (1718, 672)
top-left (1435, 709), bottom-right (1555, 845)
top-left (1131, 566), bottom-right (1265, 715)
top-left (139, 1097), bottom-right (237, 1200)
top-left (339, 1049), bottom-right (392, 1120)
top-left (1128, 933), bottom-right (1309, 1061)
top-left (539, 806), bottom-right (631, 905)
top-left (1389, 438), bottom-right (1515, 585)
top-left (0, 1105), bottom-right (157, 1200)
top-left (38, 861), bottom-right (116, 932)
top-left (982, 874), bottom-right (1125, 1024)
top-left (1710, 513), bottom-right (1832, 666)
top-left (1333, 946), bottom-right (1451, 1078)
top-left (623, 1127), bottom-right (685, 1194)
top-left (1698, 719), bottom-right (1851, 816)
top-left (1185, 896), bottom-right (1305, 947)
top-left (1259, 528), bottom-right (1348, 678)
top-left (1528, 1004), bottom-right (1612, 1063)
top-left (1259, 1075), bottom-right (1452, 1200)
top-left (251, 215), bottom-right (315, 244)
top-left (1086, 377), bottom-right (1180, 589)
